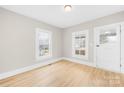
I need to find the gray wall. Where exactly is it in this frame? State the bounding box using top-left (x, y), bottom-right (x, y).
top-left (0, 8), bottom-right (62, 73)
top-left (63, 11), bottom-right (124, 63)
top-left (1, 7), bottom-right (124, 74)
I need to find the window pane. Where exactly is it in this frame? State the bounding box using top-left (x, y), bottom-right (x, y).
top-left (80, 50), bottom-right (85, 55)
top-left (38, 32), bottom-right (50, 57)
top-left (75, 50), bottom-right (80, 55)
top-left (100, 29), bottom-right (117, 44)
top-left (39, 44), bottom-right (49, 56)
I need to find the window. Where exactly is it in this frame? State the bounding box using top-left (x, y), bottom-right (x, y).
top-left (100, 29), bottom-right (117, 44)
top-left (72, 30), bottom-right (89, 60)
top-left (36, 28), bottom-right (52, 60)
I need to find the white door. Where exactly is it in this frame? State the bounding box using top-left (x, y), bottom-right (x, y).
top-left (94, 24), bottom-right (121, 72)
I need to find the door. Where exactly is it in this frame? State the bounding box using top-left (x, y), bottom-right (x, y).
top-left (94, 24), bottom-right (121, 72)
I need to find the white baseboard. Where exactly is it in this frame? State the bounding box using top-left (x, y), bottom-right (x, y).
top-left (0, 57), bottom-right (123, 80)
top-left (62, 57), bottom-right (123, 74)
top-left (0, 57), bottom-right (63, 80)
top-left (62, 57), bottom-right (96, 67)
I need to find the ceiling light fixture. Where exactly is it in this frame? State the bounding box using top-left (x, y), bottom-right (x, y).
top-left (64, 5), bottom-right (72, 12)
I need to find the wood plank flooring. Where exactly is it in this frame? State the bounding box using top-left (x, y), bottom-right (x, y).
top-left (0, 60), bottom-right (124, 87)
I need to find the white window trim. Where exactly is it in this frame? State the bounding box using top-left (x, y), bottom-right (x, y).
top-left (72, 30), bottom-right (89, 60)
top-left (35, 28), bottom-right (52, 61)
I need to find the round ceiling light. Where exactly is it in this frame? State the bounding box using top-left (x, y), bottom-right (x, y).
top-left (64, 5), bottom-right (72, 12)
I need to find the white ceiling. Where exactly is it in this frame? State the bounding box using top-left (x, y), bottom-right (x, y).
top-left (1, 5), bottom-right (124, 28)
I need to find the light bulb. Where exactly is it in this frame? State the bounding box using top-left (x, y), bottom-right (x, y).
top-left (64, 5), bottom-right (72, 12)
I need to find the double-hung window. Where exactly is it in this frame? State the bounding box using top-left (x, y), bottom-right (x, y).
top-left (72, 30), bottom-right (89, 60)
top-left (36, 28), bottom-right (52, 60)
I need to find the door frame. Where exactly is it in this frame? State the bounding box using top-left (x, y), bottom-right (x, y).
top-left (120, 22), bottom-right (124, 73)
top-left (93, 22), bottom-right (122, 72)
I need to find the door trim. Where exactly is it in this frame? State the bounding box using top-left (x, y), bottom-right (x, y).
top-left (120, 22), bottom-right (124, 73)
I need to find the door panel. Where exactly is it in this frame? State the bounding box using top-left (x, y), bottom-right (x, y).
top-left (95, 24), bottom-right (121, 72)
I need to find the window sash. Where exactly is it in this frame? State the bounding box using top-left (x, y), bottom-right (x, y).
top-left (36, 28), bottom-right (52, 60)
top-left (72, 30), bottom-right (88, 60)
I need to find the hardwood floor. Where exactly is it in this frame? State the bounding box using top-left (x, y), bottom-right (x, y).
top-left (0, 60), bottom-right (124, 87)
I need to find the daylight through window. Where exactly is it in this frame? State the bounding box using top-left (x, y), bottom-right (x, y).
top-left (36, 28), bottom-right (52, 60)
top-left (72, 30), bottom-right (88, 60)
